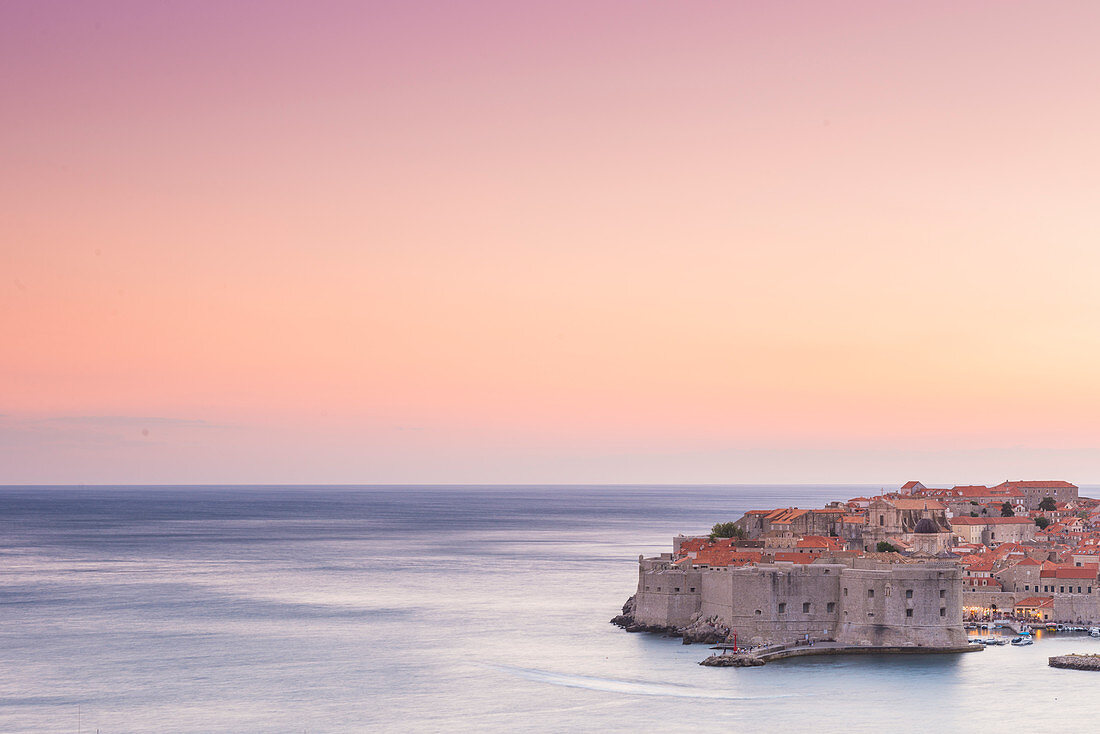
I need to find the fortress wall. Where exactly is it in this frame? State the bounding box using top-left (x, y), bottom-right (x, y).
top-left (1053, 595), bottom-right (1100, 623)
top-left (723, 563), bottom-right (843, 645)
top-left (629, 556), bottom-right (969, 647)
top-left (836, 566), bottom-right (965, 647)
top-left (633, 564), bottom-right (702, 627)
top-left (699, 568), bottom-right (734, 622)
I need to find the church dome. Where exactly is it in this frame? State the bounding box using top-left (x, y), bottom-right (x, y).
top-left (914, 517), bottom-right (938, 534)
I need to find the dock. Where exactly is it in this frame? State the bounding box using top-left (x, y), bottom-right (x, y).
top-left (704, 640), bottom-right (981, 666)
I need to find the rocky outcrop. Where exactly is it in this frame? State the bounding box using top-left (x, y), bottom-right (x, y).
top-left (678, 615), bottom-right (731, 645)
top-left (611, 599), bottom-right (731, 641)
top-left (700, 653), bottom-right (765, 667)
top-left (1049, 654), bottom-right (1100, 671)
top-left (609, 595), bottom-right (636, 628)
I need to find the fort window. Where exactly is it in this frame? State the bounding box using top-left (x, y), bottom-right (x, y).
top-left (803, 602), bottom-right (810, 613)
top-left (689, 587), bottom-right (695, 593)
top-left (905, 589), bottom-right (913, 599)
top-left (778, 603), bottom-right (786, 614)
top-left (755, 609), bottom-right (761, 615)
top-left (906, 609), bottom-right (913, 618)
top-left (645, 586), bottom-right (650, 591)
top-left (940, 608), bottom-right (946, 617)
top-left (827, 602), bottom-right (835, 613)
top-left (867, 589), bottom-right (874, 598)
top-left (843, 587), bottom-right (848, 596)
top-left (868, 612), bottom-right (874, 617)
top-left (939, 589), bottom-right (946, 598)
top-left (656, 587), bottom-right (661, 592)
top-left (674, 587), bottom-right (680, 592)
top-left (879, 515), bottom-right (884, 526)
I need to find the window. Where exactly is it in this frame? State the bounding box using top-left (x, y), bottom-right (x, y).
top-left (755, 609), bottom-right (762, 615)
top-left (1060, 586), bottom-right (1065, 593)
top-left (827, 602), bottom-right (835, 613)
top-left (645, 586), bottom-right (650, 591)
top-left (868, 589), bottom-right (874, 598)
top-left (843, 587), bottom-right (848, 597)
top-left (906, 609), bottom-right (913, 618)
top-left (1025, 585), bottom-right (1030, 591)
top-left (879, 515), bottom-right (884, 526)
top-left (656, 587), bottom-right (661, 592)
top-left (803, 602), bottom-right (811, 613)
top-left (940, 608), bottom-right (946, 617)
top-left (689, 587), bottom-right (695, 593)
top-left (940, 589), bottom-right (946, 598)
top-left (1078, 586), bottom-right (1083, 593)
top-left (778, 603), bottom-right (786, 614)
top-left (905, 589), bottom-right (913, 599)
top-left (674, 587), bottom-right (680, 592)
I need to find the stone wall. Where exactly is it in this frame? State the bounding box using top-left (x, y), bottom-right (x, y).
top-left (632, 557), bottom-right (966, 647)
top-left (835, 564), bottom-right (965, 647)
top-left (632, 560), bottom-right (702, 628)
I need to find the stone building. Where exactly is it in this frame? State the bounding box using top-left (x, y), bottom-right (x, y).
top-left (949, 516), bottom-right (1036, 545)
top-left (861, 498), bottom-right (954, 553)
top-left (631, 553), bottom-right (966, 648)
top-left (994, 480), bottom-right (1078, 510)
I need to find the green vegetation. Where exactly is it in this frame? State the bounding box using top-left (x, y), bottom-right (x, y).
top-left (1039, 497), bottom-right (1057, 512)
top-left (876, 541), bottom-right (898, 553)
top-left (709, 521), bottom-right (745, 540)
top-left (970, 511), bottom-right (979, 517)
top-left (1001, 502), bottom-right (1014, 517)
top-left (1035, 516), bottom-right (1050, 529)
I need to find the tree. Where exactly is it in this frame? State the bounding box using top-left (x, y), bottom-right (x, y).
top-left (709, 521), bottom-right (744, 540)
top-left (876, 541), bottom-right (898, 553)
top-left (1038, 497), bottom-right (1057, 512)
top-left (1001, 502), bottom-right (1014, 517)
top-left (1035, 516), bottom-right (1050, 529)
top-left (970, 511), bottom-right (979, 517)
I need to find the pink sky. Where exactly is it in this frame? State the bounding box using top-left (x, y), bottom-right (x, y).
top-left (4, 2), bottom-right (1100, 484)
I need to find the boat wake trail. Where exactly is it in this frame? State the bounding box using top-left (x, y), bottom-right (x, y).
top-left (486, 664), bottom-right (794, 700)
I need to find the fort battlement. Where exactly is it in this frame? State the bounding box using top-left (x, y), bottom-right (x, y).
top-left (633, 555), bottom-right (966, 647)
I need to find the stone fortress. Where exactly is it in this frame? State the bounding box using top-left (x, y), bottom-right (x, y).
top-left (631, 551), bottom-right (966, 648)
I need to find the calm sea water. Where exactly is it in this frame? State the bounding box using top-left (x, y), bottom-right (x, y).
top-left (1, 484), bottom-right (1098, 733)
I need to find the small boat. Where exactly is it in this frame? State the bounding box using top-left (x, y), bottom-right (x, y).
top-left (1089, 627), bottom-right (1100, 638)
top-left (984, 637), bottom-right (1007, 646)
top-left (1011, 635), bottom-right (1034, 646)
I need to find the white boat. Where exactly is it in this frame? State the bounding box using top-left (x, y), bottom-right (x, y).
top-left (984, 637), bottom-right (1007, 646)
top-left (1011, 635), bottom-right (1034, 646)
top-left (1089, 627), bottom-right (1100, 638)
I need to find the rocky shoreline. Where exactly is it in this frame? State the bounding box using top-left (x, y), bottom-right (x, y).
top-left (1049, 654), bottom-right (1100, 671)
top-left (610, 595), bottom-right (732, 644)
top-left (700, 653), bottom-right (765, 667)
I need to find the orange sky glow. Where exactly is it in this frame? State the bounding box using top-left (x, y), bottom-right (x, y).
top-left (5, 2), bottom-right (1100, 483)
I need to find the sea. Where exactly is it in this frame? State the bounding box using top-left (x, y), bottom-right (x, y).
top-left (1, 484), bottom-right (1098, 733)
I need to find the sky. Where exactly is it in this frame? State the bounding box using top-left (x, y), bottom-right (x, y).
top-left (4, 1), bottom-right (1100, 484)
